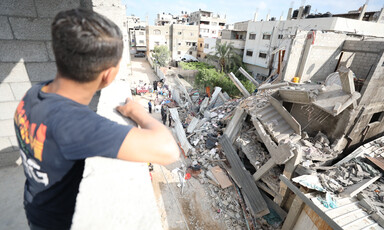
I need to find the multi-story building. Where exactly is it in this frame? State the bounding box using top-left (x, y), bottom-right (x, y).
top-left (220, 21), bottom-right (249, 56)
top-left (170, 24), bottom-right (199, 60)
top-left (155, 12), bottom-right (189, 26)
top-left (127, 16), bottom-right (147, 54)
top-left (146, 25), bottom-right (171, 56)
top-left (189, 10), bottom-right (226, 58)
top-left (243, 6), bottom-right (384, 81)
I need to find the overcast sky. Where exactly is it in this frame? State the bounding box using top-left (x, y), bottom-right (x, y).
top-left (121, 0), bottom-right (383, 25)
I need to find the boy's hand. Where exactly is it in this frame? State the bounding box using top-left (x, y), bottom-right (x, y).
top-left (116, 98), bottom-right (145, 118)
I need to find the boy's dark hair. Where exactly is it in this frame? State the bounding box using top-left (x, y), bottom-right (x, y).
top-left (51, 8), bottom-right (123, 82)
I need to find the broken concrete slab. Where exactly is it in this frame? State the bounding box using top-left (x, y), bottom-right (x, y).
top-left (208, 87), bottom-right (222, 109)
top-left (187, 117), bottom-right (199, 134)
top-left (258, 82), bottom-right (288, 91)
top-left (340, 175), bottom-right (381, 198)
top-left (239, 67), bottom-right (259, 87)
top-left (269, 96), bottom-right (301, 135)
top-left (169, 108), bottom-right (193, 155)
top-left (338, 66), bottom-right (356, 94)
top-left (224, 107), bottom-right (247, 144)
top-left (199, 97), bottom-right (209, 113)
top-left (253, 158), bottom-right (276, 181)
top-left (228, 72), bottom-right (250, 97)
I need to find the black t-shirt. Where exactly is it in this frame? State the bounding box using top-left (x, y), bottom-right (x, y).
top-left (14, 81), bottom-right (132, 229)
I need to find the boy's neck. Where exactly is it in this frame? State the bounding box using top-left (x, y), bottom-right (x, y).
top-left (43, 74), bottom-right (100, 105)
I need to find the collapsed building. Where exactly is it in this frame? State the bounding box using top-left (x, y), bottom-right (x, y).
top-left (167, 29), bottom-right (384, 229)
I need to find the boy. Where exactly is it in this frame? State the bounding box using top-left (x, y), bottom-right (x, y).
top-left (14, 8), bottom-right (179, 230)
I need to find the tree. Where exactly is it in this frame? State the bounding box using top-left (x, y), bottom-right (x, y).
top-left (207, 41), bottom-right (243, 73)
top-left (153, 45), bottom-right (170, 67)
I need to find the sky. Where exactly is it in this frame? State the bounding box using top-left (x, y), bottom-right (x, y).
top-left (121, 0), bottom-right (384, 25)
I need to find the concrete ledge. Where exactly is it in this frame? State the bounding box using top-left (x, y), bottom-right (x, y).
top-left (0, 41), bottom-right (49, 62)
top-left (0, 0), bottom-right (37, 17)
top-left (9, 17), bottom-right (52, 41)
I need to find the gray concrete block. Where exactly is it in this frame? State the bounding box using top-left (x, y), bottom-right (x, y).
top-left (0, 62), bottom-right (29, 83)
top-left (9, 17), bottom-right (51, 41)
top-left (9, 82), bottom-right (32, 100)
top-left (0, 150), bottom-right (19, 168)
top-left (45, 42), bottom-right (55, 61)
top-left (0, 119), bottom-right (15, 137)
top-left (0, 84), bottom-right (15, 102)
top-left (35, 0), bottom-right (80, 18)
top-left (0, 102), bottom-right (19, 120)
top-left (0, 16), bottom-right (13, 40)
top-left (0, 0), bottom-right (36, 17)
top-left (25, 62), bottom-right (56, 82)
top-left (0, 41), bottom-right (48, 62)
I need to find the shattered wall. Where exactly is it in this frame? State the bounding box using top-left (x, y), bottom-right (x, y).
top-left (0, 0), bottom-right (92, 167)
top-left (283, 31), bottom-right (348, 83)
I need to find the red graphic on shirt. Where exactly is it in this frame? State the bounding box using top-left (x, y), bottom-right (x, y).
top-left (14, 100), bottom-right (47, 162)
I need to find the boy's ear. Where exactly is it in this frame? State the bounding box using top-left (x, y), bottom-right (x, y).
top-left (99, 64), bottom-right (119, 89)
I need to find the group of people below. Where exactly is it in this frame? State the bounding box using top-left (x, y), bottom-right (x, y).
top-left (147, 99), bottom-right (172, 127)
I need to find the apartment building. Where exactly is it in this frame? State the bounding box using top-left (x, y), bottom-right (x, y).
top-left (146, 25), bottom-right (171, 56)
top-left (170, 24), bottom-right (199, 60)
top-left (155, 12), bottom-right (189, 26)
top-left (220, 21), bottom-right (249, 57)
top-left (243, 10), bottom-right (384, 80)
top-left (189, 9), bottom-right (226, 58)
top-left (127, 16), bottom-right (147, 54)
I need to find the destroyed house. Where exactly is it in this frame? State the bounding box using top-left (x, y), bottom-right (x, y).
top-left (271, 30), bottom-right (384, 153)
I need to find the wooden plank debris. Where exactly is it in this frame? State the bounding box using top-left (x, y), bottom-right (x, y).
top-left (228, 72), bottom-right (251, 97)
top-left (220, 135), bottom-right (269, 217)
top-left (210, 166), bottom-right (233, 189)
top-left (281, 193), bottom-right (305, 230)
top-left (239, 67), bottom-right (259, 87)
top-left (224, 107), bottom-right (247, 144)
top-left (253, 158), bottom-right (276, 181)
top-left (367, 157), bottom-right (384, 171)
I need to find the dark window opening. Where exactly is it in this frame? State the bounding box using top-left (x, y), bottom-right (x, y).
top-left (259, 52), bottom-right (267, 58)
top-left (189, 51), bottom-right (192, 55)
top-left (278, 34), bottom-right (283, 39)
top-left (246, 50), bottom-right (253, 56)
top-left (370, 112), bottom-right (383, 123)
top-left (262, 34), bottom-right (271, 40)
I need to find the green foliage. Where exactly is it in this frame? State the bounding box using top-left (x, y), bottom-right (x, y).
top-left (179, 61), bottom-right (214, 70)
top-left (153, 45), bottom-right (170, 67)
top-left (206, 41), bottom-right (244, 73)
top-left (195, 68), bottom-right (254, 97)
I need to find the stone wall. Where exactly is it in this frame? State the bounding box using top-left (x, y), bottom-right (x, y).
top-left (0, 0), bottom-right (87, 167)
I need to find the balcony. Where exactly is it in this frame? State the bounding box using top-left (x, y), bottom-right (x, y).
top-left (221, 39), bottom-right (245, 50)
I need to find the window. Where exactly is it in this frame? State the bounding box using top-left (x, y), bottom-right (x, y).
top-left (178, 42), bottom-right (181, 46)
top-left (370, 112), bottom-right (384, 123)
top-left (278, 34), bottom-right (283, 39)
top-left (154, 29), bottom-right (161, 35)
top-left (200, 43), bottom-right (202, 47)
top-left (239, 35), bottom-right (243, 40)
top-left (177, 51), bottom-right (181, 55)
top-left (262, 34), bottom-right (271, 40)
top-left (246, 50), bottom-right (253, 56)
top-left (249, 33), bottom-right (256, 40)
top-left (192, 42), bottom-right (196, 46)
top-left (139, 40), bottom-right (144, 44)
top-left (154, 42), bottom-right (160, 46)
top-left (197, 54), bottom-right (201, 57)
top-left (189, 51), bottom-right (192, 55)
top-left (186, 42), bottom-right (191, 46)
top-left (139, 32), bottom-right (144, 35)
top-left (204, 44), bottom-right (209, 49)
top-left (212, 30), bottom-right (216, 34)
top-left (178, 31), bottom-right (182, 35)
top-left (259, 52), bottom-right (267, 58)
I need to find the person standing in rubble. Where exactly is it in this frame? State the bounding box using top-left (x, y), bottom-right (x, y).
top-left (148, 100), bottom-right (152, 113)
top-left (13, 9), bottom-right (179, 230)
top-left (161, 105), bottom-right (167, 125)
top-left (167, 107), bottom-right (172, 127)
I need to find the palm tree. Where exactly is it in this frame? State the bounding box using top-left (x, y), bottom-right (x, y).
top-left (207, 41), bottom-right (243, 73)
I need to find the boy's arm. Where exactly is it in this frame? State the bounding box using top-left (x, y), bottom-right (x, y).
top-left (116, 99), bottom-right (180, 165)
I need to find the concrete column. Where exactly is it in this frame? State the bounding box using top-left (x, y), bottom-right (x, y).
top-left (358, 4), bottom-right (367, 21)
top-left (297, 6), bottom-right (304, 20)
top-left (377, 8), bottom-right (384, 23)
top-left (287, 8), bottom-right (293, 20)
top-left (296, 31), bottom-right (315, 82)
top-left (338, 66), bottom-right (356, 94)
top-left (254, 12), bottom-right (258, 21)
